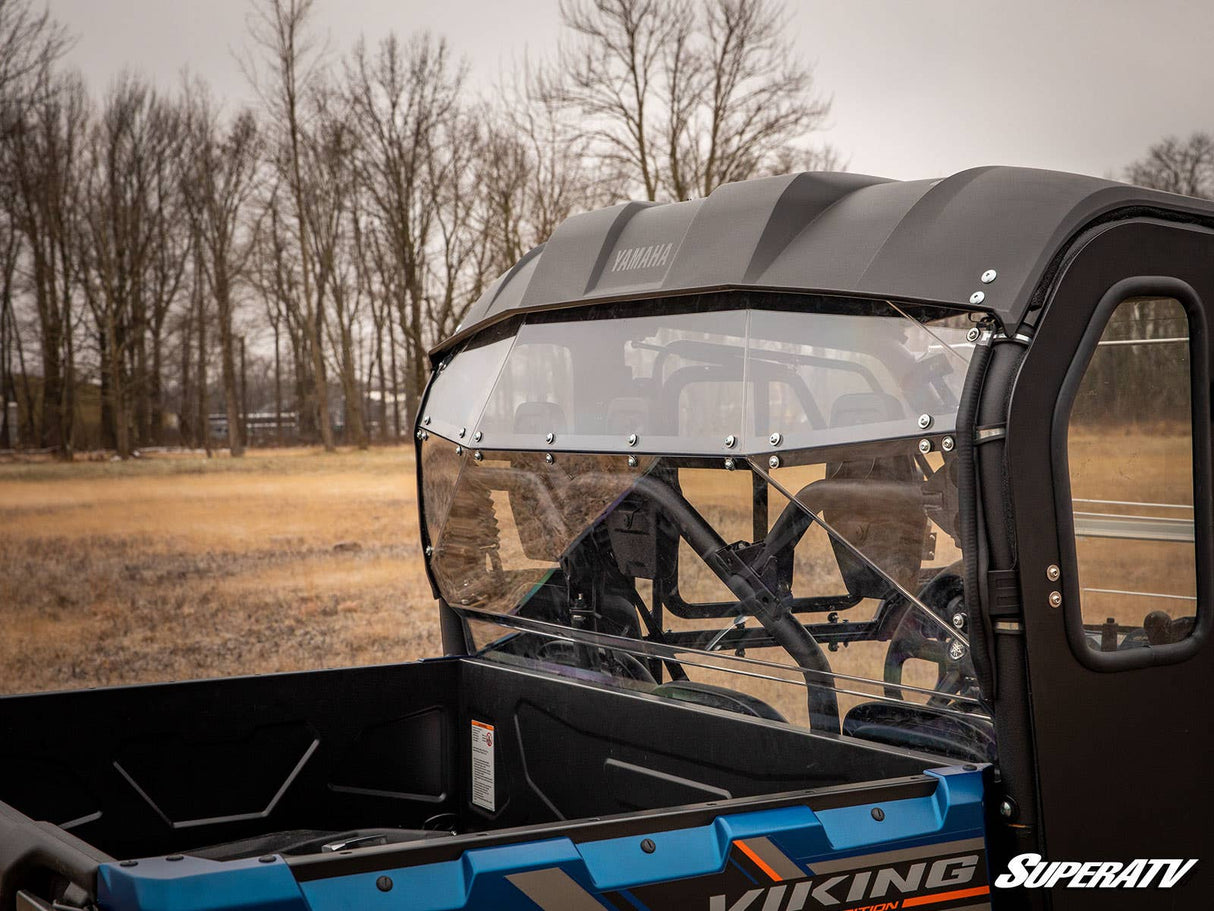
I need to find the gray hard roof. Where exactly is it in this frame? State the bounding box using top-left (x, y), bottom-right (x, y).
top-left (438, 166), bottom-right (1214, 354)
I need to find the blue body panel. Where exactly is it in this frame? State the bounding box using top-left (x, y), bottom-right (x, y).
top-left (98, 767), bottom-right (988, 911)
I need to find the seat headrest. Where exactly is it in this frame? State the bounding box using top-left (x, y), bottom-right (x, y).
top-left (513, 401), bottom-right (567, 434)
top-left (606, 397), bottom-right (650, 435)
top-left (830, 392), bottom-right (905, 428)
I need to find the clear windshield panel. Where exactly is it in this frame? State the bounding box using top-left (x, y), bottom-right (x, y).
top-left (419, 295), bottom-right (980, 455)
top-left (422, 439), bottom-right (994, 762)
top-left (423, 324), bottom-right (515, 445)
top-left (745, 305), bottom-right (974, 451)
top-left (473, 306), bottom-right (750, 454)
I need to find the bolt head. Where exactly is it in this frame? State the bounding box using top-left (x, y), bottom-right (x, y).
top-left (999, 799), bottom-right (1015, 819)
top-left (952, 611), bottom-right (966, 630)
top-left (545, 432), bottom-right (555, 444)
top-left (724, 457), bottom-right (736, 471)
top-left (917, 413), bottom-right (933, 429)
top-left (458, 427), bottom-right (466, 438)
top-left (472, 430), bottom-right (482, 443)
top-left (966, 326), bottom-right (982, 342)
top-left (454, 445), bottom-right (463, 455)
top-left (768, 455), bottom-right (781, 469)
top-left (1046, 564), bottom-right (1061, 582)
top-left (640, 838), bottom-right (656, 854)
top-left (941, 436), bottom-right (955, 453)
top-left (969, 290), bottom-right (986, 305)
top-left (724, 434), bottom-right (736, 448)
top-left (423, 415), bottom-right (431, 425)
top-left (424, 545), bottom-right (433, 557)
top-left (948, 641), bottom-right (966, 661)
top-left (627, 433), bottom-right (639, 447)
top-left (473, 450), bottom-right (483, 461)
top-left (871, 807), bottom-right (885, 821)
top-left (627, 455), bottom-right (638, 468)
top-left (376, 875), bottom-right (394, 892)
top-left (416, 429), bottom-right (425, 441)
top-left (918, 438), bottom-right (932, 454)
top-left (545, 452), bottom-right (555, 464)
top-left (1049, 590), bottom-right (1063, 608)
top-left (981, 269), bottom-right (998, 284)
top-left (768, 432), bottom-right (782, 447)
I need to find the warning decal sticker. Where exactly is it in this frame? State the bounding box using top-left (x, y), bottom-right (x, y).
top-left (471, 719), bottom-right (495, 812)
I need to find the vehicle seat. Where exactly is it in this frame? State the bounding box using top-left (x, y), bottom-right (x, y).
top-left (825, 393), bottom-right (925, 596)
top-left (842, 702), bottom-right (995, 763)
top-left (651, 681), bottom-right (787, 723)
top-left (606, 396), bottom-right (650, 435)
top-left (513, 401), bottom-right (567, 435)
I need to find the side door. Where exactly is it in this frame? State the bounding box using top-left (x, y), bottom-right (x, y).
top-left (1006, 218), bottom-right (1214, 908)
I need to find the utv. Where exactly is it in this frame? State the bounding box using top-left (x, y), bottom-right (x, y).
top-left (1, 166), bottom-right (1210, 911)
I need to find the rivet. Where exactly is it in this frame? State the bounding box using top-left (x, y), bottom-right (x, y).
top-left (1046, 564), bottom-right (1061, 582)
top-left (952, 612), bottom-right (966, 630)
top-left (472, 430), bottom-right (482, 443)
top-left (416, 429), bottom-right (425, 441)
top-left (917, 413), bottom-right (932, 429)
top-left (423, 415), bottom-right (431, 425)
top-left (948, 641), bottom-right (966, 661)
top-left (871, 807), bottom-right (885, 822)
top-left (724, 457), bottom-right (736, 471)
top-left (376, 875), bottom-right (394, 892)
top-left (545, 432), bottom-right (555, 444)
top-left (119, 860), bottom-right (138, 867)
top-left (545, 453), bottom-right (555, 464)
top-left (258, 855), bottom-right (276, 864)
top-left (455, 445), bottom-right (463, 455)
top-left (969, 291), bottom-right (986, 305)
top-left (999, 799), bottom-right (1016, 819)
top-left (1049, 591), bottom-right (1063, 608)
top-left (918, 438), bottom-right (932, 454)
top-left (941, 436), bottom-right (955, 452)
top-left (473, 450), bottom-right (483, 461)
top-left (458, 427), bottom-right (466, 438)
top-left (420, 430), bottom-right (429, 441)
top-left (166, 854), bottom-right (183, 862)
top-left (966, 327), bottom-right (982, 342)
top-left (981, 269), bottom-right (998, 284)
top-left (627, 433), bottom-right (639, 447)
top-left (768, 455), bottom-right (781, 469)
top-left (768, 432), bottom-right (782, 447)
top-left (641, 838), bottom-right (656, 854)
top-left (724, 434), bottom-right (736, 449)
top-left (627, 455), bottom-right (638, 468)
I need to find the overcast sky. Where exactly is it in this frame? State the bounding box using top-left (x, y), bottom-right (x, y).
top-left (46, 0), bottom-right (1214, 182)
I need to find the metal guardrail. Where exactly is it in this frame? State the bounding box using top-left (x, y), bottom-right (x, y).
top-left (1074, 511), bottom-right (1194, 542)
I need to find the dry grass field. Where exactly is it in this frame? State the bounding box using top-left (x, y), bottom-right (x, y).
top-left (0, 447), bottom-right (437, 695)
top-left (0, 429), bottom-right (1193, 730)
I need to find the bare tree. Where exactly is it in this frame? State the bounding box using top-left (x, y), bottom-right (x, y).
top-left (78, 75), bottom-right (180, 457)
top-left (1126, 132), bottom-right (1214, 199)
top-left (345, 31), bottom-right (464, 425)
top-left (544, 0), bottom-right (834, 202)
top-left (3, 69), bottom-right (87, 454)
top-left (246, 0), bottom-right (335, 450)
top-left (183, 85), bottom-right (261, 457)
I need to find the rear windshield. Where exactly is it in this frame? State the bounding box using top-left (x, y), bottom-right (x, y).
top-left (421, 295), bottom-right (976, 455)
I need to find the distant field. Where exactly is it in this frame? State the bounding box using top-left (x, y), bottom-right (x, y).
top-left (0, 447), bottom-right (437, 694)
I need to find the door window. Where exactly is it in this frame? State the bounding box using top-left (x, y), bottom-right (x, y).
top-left (1066, 297), bottom-right (1197, 651)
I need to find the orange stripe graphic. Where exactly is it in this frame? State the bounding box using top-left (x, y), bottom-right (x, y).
top-left (734, 840), bottom-right (783, 882)
top-left (901, 884), bottom-right (991, 907)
